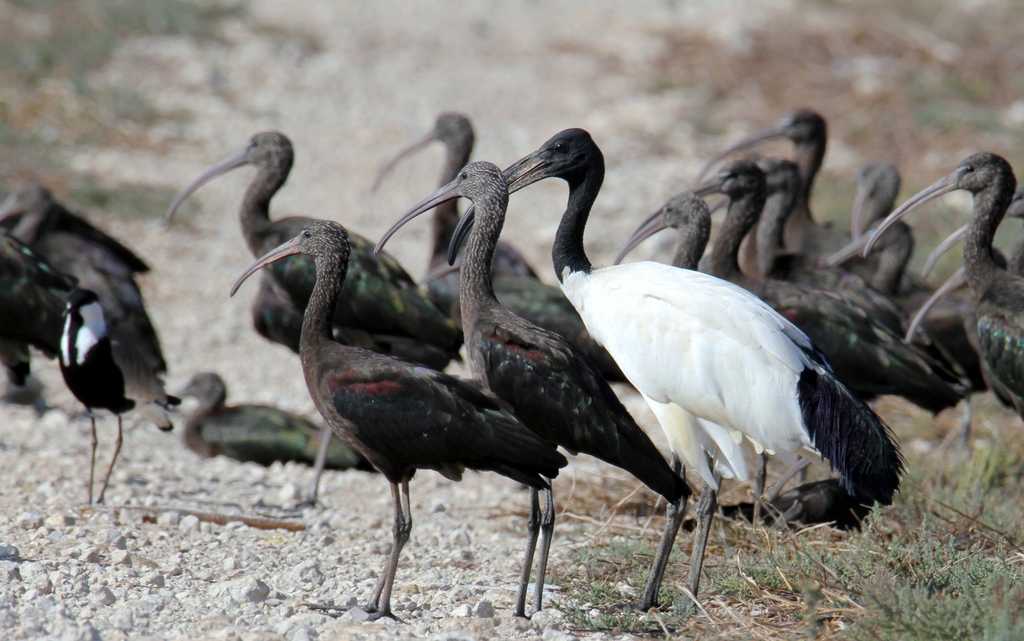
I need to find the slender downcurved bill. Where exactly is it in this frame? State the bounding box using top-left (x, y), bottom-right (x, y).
top-left (694, 127), bottom-right (785, 183)
top-left (863, 172), bottom-right (961, 257)
top-left (373, 178), bottom-right (462, 257)
top-left (614, 207), bottom-right (671, 265)
top-left (420, 261), bottom-right (461, 285)
top-left (921, 224), bottom-right (969, 279)
top-left (371, 130), bottom-right (436, 192)
top-left (825, 233), bottom-right (873, 268)
top-left (850, 181), bottom-right (872, 240)
top-left (905, 266), bottom-right (967, 342)
top-left (230, 233), bottom-right (306, 298)
top-left (166, 150), bottom-right (249, 221)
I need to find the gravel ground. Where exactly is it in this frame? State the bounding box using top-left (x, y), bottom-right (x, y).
top-left (0, 2), bottom-right (794, 639)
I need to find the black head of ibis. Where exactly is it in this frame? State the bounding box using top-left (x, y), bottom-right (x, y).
top-left (231, 218), bottom-right (566, 619)
top-left (60, 287), bottom-right (178, 504)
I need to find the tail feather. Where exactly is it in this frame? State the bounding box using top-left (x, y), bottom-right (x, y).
top-left (798, 366), bottom-right (904, 504)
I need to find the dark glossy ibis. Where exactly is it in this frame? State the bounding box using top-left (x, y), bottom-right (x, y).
top-left (694, 161), bottom-right (969, 416)
top-left (880, 163), bottom-right (1024, 418)
top-left (374, 119), bottom-right (625, 382)
top-left (0, 230), bottom-right (75, 402)
top-left (0, 184), bottom-right (167, 377)
top-left (378, 160), bottom-right (687, 616)
top-left (166, 131), bottom-right (462, 369)
top-left (176, 372), bottom-right (373, 474)
top-left (372, 112), bottom-right (537, 316)
top-left (230, 219), bottom-right (567, 620)
top-left (499, 128), bottom-right (902, 607)
top-left (60, 288), bottom-right (178, 504)
top-left (696, 109), bottom-right (848, 256)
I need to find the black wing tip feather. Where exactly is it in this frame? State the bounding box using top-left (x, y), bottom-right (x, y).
top-left (798, 367), bottom-right (905, 505)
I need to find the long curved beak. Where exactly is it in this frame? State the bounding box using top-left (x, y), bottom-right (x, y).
top-left (421, 261), bottom-right (461, 285)
top-left (694, 128), bottom-right (782, 183)
top-left (166, 150), bottom-right (249, 221)
top-left (692, 176), bottom-right (727, 198)
top-left (503, 154), bottom-right (551, 194)
top-left (447, 208), bottom-right (476, 266)
top-left (863, 172), bottom-right (960, 256)
top-left (374, 178), bottom-right (461, 255)
top-left (230, 233), bottom-right (305, 297)
top-left (826, 233), bottom-right (872, 267)
top-left (921, 224), bottom-right (969, 279)
top-left (905, 266), bottom-right (967, 342)
top-left (371, 130), bottom-right (436, 192)
top-left (0, 192), bottom-right (22, 219)
top-left (614, 207), bottom-right (669, 265)
top-left (850, 182), bottom-right (871, 239)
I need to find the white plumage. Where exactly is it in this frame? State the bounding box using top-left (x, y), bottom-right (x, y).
top-left (62, 300), bottom-right (106, 367)
top-left (561, 261), bottom-right (822, 487)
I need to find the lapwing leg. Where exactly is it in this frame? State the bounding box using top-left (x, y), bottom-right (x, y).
top-left (304, 423), bottom-right (333, 506)
top-left (96, 415), bottom-right (123, 505)
top-left (686, 473), bottom-right (720, 601)
top-left (365, 480), bottom-right (411, 620)
top-left (514, 487), bottom-right (542, 618)
top-left (752, 452), bottom-right (767, 523)
top-left (636, 453), bottom-right (686, 612)
top-left (88, 413), bottom-right (98, 505)
top-left (531, 483), bottom-right (555, 615)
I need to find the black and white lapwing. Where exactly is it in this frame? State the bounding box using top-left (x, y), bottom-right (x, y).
top-left (60, 288), bottom-right (178, 504)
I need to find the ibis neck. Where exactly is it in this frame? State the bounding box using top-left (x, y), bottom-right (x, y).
top-left (672, 220), bottom-right (710, 271)
top-left (871, 223), bottom-right (913, 294)
top-left (710, 188), bottom-right (765, 280)
top-left (964, 174), bottom-right (1017, 293)
top-left (552, 158), bottom-right (603, 283)
top-left (300, 251), bottom-right (347, 356)
top-left (792, 137), bottom-right (824, 225)
top-left (432, 138), bottom-right (474, 270)
top-left (756, 188), bottom-right (797, 276)
top-left (241, 162), bottom-right (290, 255)
top-left (460, 191), bottom-right (510, 316)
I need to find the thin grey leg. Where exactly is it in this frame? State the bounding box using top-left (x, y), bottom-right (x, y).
top-left (514, 487), bottom-right (542, 618)
top-left (305, 424), bottom-right (334, 505)
top-left (96, 415), bottom-right (123, 505)
top-left (531, 485), bottom-right (555, 615)
top-left (636, 454), bottom-right (686, 612)
top-left (687, 473), bottom-right (720, 601)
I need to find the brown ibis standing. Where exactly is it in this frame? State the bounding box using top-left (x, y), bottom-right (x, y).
top-left (372, 112), bottom-right (537, 316)
top-left (374, 114), bottom-right (625, 382)
top-left (165, 131), bottom-right (462, 369)
top-left (866, 153), bottom-right (1024, 416)
top-left (696, 109), bottom-right (849, 256)
top-left (230, 219), bottom-right (567, 620)
top-left (377, 161), bottom-right (687, 616)
top-left (166, 132), bottom-right (464, 504)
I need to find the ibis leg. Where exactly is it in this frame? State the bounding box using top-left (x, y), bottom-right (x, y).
top-left (636, 454), bottom-right (686, 612)
top-left (687, 476), bottom-right (720, 601)
top-left (365, 481), bottom-right (411, 619)
top-left (88, 413), bottom-right (98, 505)
top-left (96, 416), bottom-right (123, 505)
top-left (752, 452), bottom-right (767, 523)
top-left (305, 424), bottom-right (333, 505)
top-left (531, 484), bottom-right (555, 615)
top-left (514, 487), bottom-right (542, 618)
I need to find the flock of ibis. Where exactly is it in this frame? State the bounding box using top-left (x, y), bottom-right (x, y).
top-left (3, 107), bottom-right (1022, 621)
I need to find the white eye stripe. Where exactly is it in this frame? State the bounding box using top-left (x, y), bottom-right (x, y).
top-left (62, 301), bottom-right (108, 366)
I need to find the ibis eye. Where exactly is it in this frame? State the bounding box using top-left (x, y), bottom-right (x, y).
top-left (303, 230), bottom-right (311, 238)
top-left (554, 142), bottom-right (567, 153)
top-left (460, 171), bottom-right (468, 180)
top-left (963, 164), bottom-right (974, 173)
